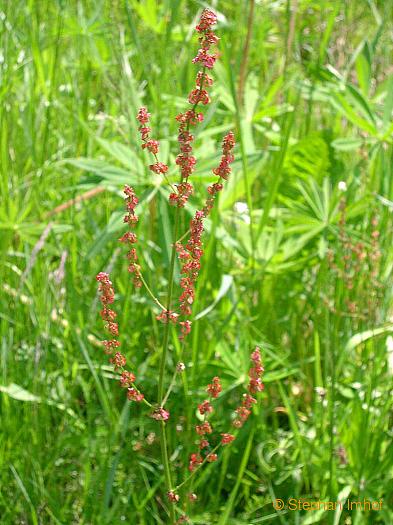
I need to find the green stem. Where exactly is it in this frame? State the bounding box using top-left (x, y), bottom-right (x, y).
top-left (156, 208), bottom-right (180, 525)
top-left (158, 208), bottom-right (181, 403)
top-left (155, 64), bottom-right (208, 525)
top-left (160, 421), bottom-right (175, 524)
top-left (162, 368), bottom-right (179, 407)
top-left (139, 271), bottom-right (166, 310)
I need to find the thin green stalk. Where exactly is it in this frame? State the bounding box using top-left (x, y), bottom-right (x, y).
top-left (139, 272), bottom-right (166, 311)
top-left (156, 206), bottom-right (180, 525)
top-left (160, 421), bottom-right (175, 524)
top-left (158, 208), bottom-right (181, 404)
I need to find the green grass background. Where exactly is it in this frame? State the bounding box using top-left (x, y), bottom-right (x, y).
top-left (1, 0), bottom-right (393, 523)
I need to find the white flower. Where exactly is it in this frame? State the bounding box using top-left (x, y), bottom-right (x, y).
top-left (338, 181), bottom-right (347, 192)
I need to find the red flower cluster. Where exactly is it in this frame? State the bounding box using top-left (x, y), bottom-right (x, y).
top-left (169, 9), bottom-right (219, 209)
top-left (119, 185), bottom-right (142, 288)
top-left (156, 309), bottom-right (178, 324)
top-left (188, 452), bottom-right (203, 471)
top-left (97, 273), bottom-right (118, 352)
top-left (151, 407), bottom-right (170, 421)
top-left (207, 376), bottom-right (222, 398)
top-left (136, 107), bottom-right (169, 176)
top-left (249, 347), bottom-right (265, 394)
top-left (212, 131), bottom-right (236, 181)
top-left (221, 433), bottom-right (235, 445)
top-left (187, 375), bottom-right (223, 470)
top-left (193, 9), bottom-right (219, 69)
top-left (96, 272), bottom-right (144, 403)
top-left (233, 347), bottom-right (264, 428)
top-left (174, 132), bottom-right (235, 338)
top-left (195, 421), bottom-right (212, 436)
top-left (198, 399), bottom-right (213, 415)
top-left (167, 490), bottom-right (180, 503)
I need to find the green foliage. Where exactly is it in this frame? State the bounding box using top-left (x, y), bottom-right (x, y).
top-left (1, 1), bottom-right (393, 524)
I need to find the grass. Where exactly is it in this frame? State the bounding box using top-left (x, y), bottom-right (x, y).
top-left (1, 0), bottom-right (393, 523)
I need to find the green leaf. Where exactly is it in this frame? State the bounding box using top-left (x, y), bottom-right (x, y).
top-left (65, 158), bottom-right (138, 184)
top-left (331, 138), bottom-right (363, 151)
top-left (345, 325), bottom-right (393, 352)
top-left (194, 274), bottom-right (233, 320)
top-left (0, 383), bottom-right (40, 402)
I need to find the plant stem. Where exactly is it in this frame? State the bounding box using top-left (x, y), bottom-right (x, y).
top-left (160, 421), bottom-right (175, 524)
top-left (157, 207), bottom-right (180, 525)
top-left (139, 271), bottom-right (166, 310)
top-left (158, 208), bottom-right (181, 403)
top-left (156, 65), bottom-right (208, 525)
top-left (162, 368), bottom-right (179, 407)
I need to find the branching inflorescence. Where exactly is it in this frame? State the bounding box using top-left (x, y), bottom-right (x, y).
top-left (95, 9), bottom-right (266, 524)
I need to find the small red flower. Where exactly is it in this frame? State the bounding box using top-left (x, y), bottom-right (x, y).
top-left (206, 376), bottom-right (222, 398)
top-left (195, 9), bottom-right (217, 32)
top-left (127, 388), bottom-right (144, 402)
top-left (195, 421), bottom-right (212, 435)
top-left (137, 107), bottom-right (150, 124)
top-left (167, 491), bottom-right (179, 503)
top-left (156, 310), bottom-right (179, 324)
top-left (199, 439), bottom-right (210, 449)
top-left (149, 162), bottom-right (168, 174)
top-left (119, 371), bottom-right (136, 388)
top-left (198, 400), bottom-right (213, 415)
top-left (221, 433), bottom-right (235, 445)
top-left (188, 453), bottom-right (203, 471)
top-left (110, 352), bottom-right (126, 370)
top-left (151, 407), bottom-right (170, 421)
top-left (142, 139), bottom-right (159, 154)
top-left (102, 339), bottom-right (121, 354)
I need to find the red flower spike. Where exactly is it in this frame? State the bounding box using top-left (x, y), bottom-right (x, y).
top-left (195, 8), bottom-right (217, 32)
top-left (136, 107), bottom-right (150, 124)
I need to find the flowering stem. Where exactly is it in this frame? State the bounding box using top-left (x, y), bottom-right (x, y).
top-left (175, 443), bottom-right (221, 491)
top-left (157, 208), bottom-right (181, 525)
